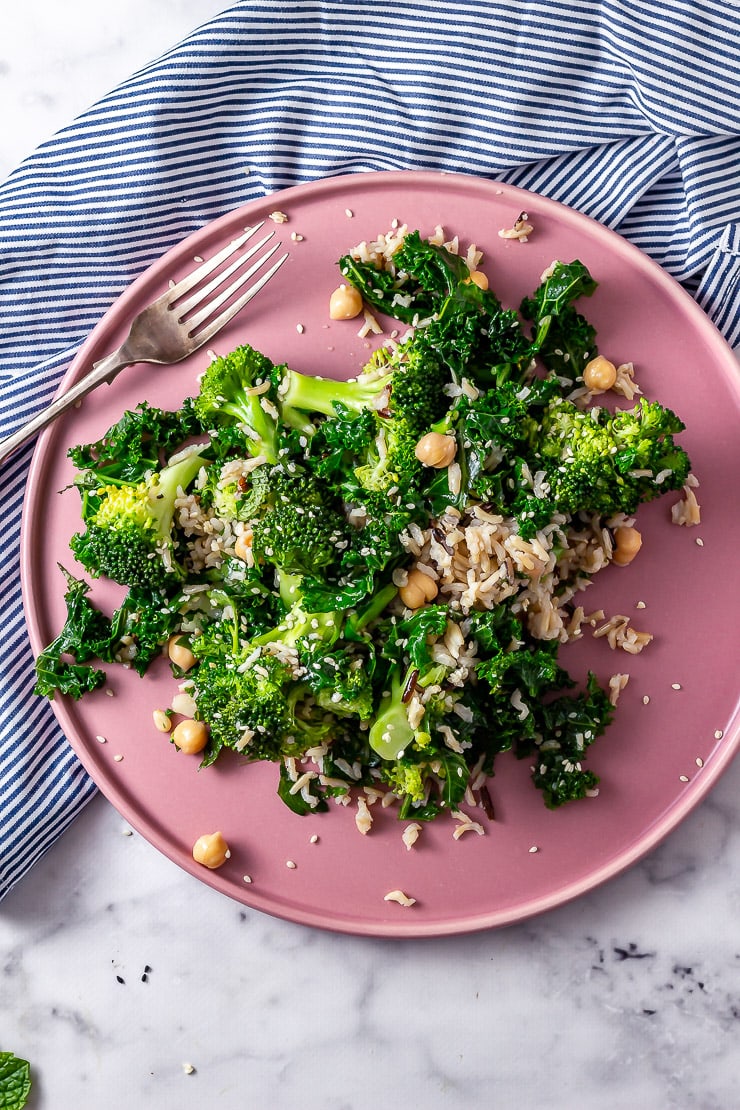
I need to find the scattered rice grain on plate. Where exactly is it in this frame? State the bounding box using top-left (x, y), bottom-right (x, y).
top-left (384, 889), bottom-right (416, 907)
top-left (498, 212), bottom-right (533, 241)
top-left (451, 810), bottom-right (485, 839)
top-left (671, 480), bottom-right (701, 526)
top-left (355, 795), bottom-right (373, 835)
top-left (608, 673), bottom-right (629, 706)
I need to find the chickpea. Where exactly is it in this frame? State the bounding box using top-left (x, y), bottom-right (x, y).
top-left (612, 525), bottom-right (642, 566)
top-left (414, 431), bottom-right (457, 469)
top-left (168, 634), bottom-right (196, 672)
top-left (192, 830), bottom-right (230, 870)
top-left (465, 270), bottom-right (489, 290)
top-left (583, 355), bottom-right (617, 393)
top-left (234, 530), bottom-right (253, 561)
top-left (172, 718), bottom-right (209, 754)
top-left (329, 283), bottom-right (363, 320)
top-left (399, 567), bottom-right (439, 609)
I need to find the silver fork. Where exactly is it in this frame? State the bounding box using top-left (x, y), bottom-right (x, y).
top-left (0, 222), bottom-right (289, 464)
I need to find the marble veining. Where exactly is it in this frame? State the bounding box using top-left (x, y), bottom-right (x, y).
top-left (2, 4), bottom-right (740, 1108)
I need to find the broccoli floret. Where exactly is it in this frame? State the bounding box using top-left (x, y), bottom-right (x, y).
top-left (192, 651), bottom-right (298, 765)
top-left (194, 344), bottom-right (285, 463)
top-left (537, 396), bottom-right (691, 517)
top-left (191, 581), bottom-right (346, 765)
top-left (249, 468), bottom-right (350, 580)
top-left (302, 647), bottom-right (375, 719)
top-left (70, 447), bottom-right (207, 588)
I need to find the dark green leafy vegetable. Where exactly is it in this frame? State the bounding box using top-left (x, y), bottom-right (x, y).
top-left (0, 1051), bottom-right (31, 1110)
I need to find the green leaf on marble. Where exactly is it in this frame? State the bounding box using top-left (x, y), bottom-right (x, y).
top-left (0, 1052), bottom-right (31, 1109)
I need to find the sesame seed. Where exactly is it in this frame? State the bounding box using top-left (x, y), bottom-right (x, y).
top-left (242, 874), bottom-right (252, 884)
top-left (528, 845), bottom-right (539, 854)
top-left (193, 255), bottom-right (204, 263)
top-left (286, 860), bottom-right (297, 869)
top-left (345, 208), bottom-right (354, 217)
top-left (714, 730), bottom-right (724, 740)
top-left (679, 775), bottom-right (689, 783)
top-left (635, 600), bottom-right (646, 609)
top-left (182, 1063), bottom-right (196, 1075)
top-left (642, 695), bottom-right (650, 705)
top-left (296, 324), bottom-right (305, 333)
top-left (671, 683), bottom-right (682, 691)
top-left (95, 734), bottom-right (107, 743)
top-left (695, 757), bottom-right (704, 768)
top-left (290, 232), bottom-right (304, 241)
top-left (695, 537), bottom-right (704, 546)
top-left (309, 834), bottom-right (319, 844)
top-left (113, 754), bottom-right (124, 762)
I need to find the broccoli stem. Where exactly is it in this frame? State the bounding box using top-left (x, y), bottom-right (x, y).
top-left (148, 450), bottom-right (207, 535)
top-left (279, 368), bottom-right (392, 417)
top-left (368, 670), bottom-right (414, 760)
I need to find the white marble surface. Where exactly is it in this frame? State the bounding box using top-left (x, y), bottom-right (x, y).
top-left (3, 4), bottom-right (740, 1109)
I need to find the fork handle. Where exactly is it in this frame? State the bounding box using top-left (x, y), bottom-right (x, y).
top-left (0, 349), bottom-right (132, 466)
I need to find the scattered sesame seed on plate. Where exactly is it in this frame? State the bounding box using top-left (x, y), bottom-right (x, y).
top-left (528, 845), bottom-right (539, 854)
top-left (95, 734), bottom-right (107, 743)
top-left (296, 323), bottom-right (305, 333)
top-left (696, 757), bottom-right (704, 767)
top-left (242, 874), bottom-right (252, 884)
top-left (182, 1063), bottom-right (196, 1075)
top-left (635, 600), bottom-right (646, 609)
top-left (642, 695), bottom-right (650, 705)
top-left (679, 775), bottom-right (689, 782)
top-left (286, 859), bottom-right (297, 869)
top-left (671, 683), bottom-right (682, 690)
top-left (345, 208), bottom-right (353, 217)
top-left (714, 729), bottom-right (724, 740)
top-left (193, 255), bottom-right (204, 263)
top-left (113, 754), bottom-right (124, 762)
top-left (309, 834), bottom-right (319, 844)
top-left (695, 537), bottom-right (704, 546)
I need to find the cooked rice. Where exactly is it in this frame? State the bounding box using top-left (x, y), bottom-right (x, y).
top-left (383, 889), bottom-right (416, 906)
top-left (608, 673), bottom-right (630, 706)
top-left (671, 480), bottom-right (701, 526)
top-left (613, 361), bottom-right (641, 400)
top-left (402, 823), bottom-right (422, 850)
top-left (400, 506), bottom-right (617, 644)
top-left (355, 795), bottom-right (373, 835)
top-left (593, 614), bottom-right (653, 654)
top-left (451, 810), bottom-right (485, 839)
top-left (498, 212), bottom-right (534, 242)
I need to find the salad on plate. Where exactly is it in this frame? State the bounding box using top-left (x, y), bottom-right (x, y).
top-left (34, 223), bottom-right (696, 834)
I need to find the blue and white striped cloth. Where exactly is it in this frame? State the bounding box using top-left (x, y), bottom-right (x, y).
top-left (1, 0), bottom-right (738, 899)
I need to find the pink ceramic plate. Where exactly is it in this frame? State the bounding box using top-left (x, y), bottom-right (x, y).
top-left (21, 171), bottom-right (740, 936)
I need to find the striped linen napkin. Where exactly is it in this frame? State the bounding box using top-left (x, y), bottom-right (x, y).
top-left (1, 0), bottom-right (738, 899)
